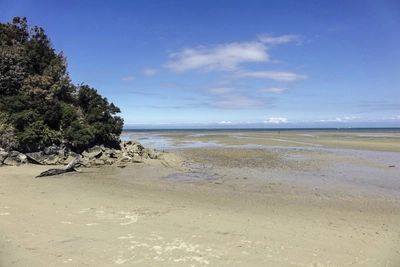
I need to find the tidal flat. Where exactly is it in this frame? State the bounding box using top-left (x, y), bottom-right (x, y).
top-left (1, 129), bottom-right (400, 266)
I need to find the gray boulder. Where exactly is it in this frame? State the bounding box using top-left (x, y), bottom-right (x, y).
top-left (0, 151), bottom-right (9, 164)
top-left (9, 150), bottom-right (20, 157)
top-left (17, 153), bottom-right (28, 164)
top-left (26, 152), bottom-right (61, 165)
top-left (121, 141), bottom-right (144, 155)
top-left (132, 154), bottom-right (144, 163)
top-left (82, 145), bottom-right (103, 159)
top-left (108, 149), bottom-right (121, 158)
top-left (142, 148), bottom-right (161, 159)
top-left (3, 156), bottom-right (20, 166)
top-left (44, 145), bottom-right (64, 156)
top-left (120, 154), bottom-right (133, 162)
top-left (93, 159), bottom-right (105, 166)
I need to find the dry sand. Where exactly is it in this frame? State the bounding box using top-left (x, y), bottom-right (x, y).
top-left (1, 131), bottom-right (400, 266)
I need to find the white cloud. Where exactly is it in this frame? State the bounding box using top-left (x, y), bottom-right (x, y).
top-left (263, 118), bottom-right (288, 124)
top-left (163, 42), bottom-right (269, 72)
top-left (218, 121), bottom-right (233, 125)
top-left (258, 87), bottom-right (289, 94)
top-left (142, 68), bottom-right (158, 76)
top-left (258, 34), bottom-right (303, 46)
top-left (121, 75), bottom-right (136, 81)
top-left (315, 117), bottom-right (360, 123)
top-left (380, 115), bottom-right (400, 121)
top-left (238, 70), bottom-right (308, 82)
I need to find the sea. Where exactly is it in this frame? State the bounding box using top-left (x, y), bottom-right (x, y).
top-left (120, 127), bottom-right (400, 151)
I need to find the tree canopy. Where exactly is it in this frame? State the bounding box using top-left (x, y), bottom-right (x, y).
top-left (0, 17), bottom-right (123, 151)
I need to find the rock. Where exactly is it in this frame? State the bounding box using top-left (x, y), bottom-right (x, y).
top-left (26, 152), bottom-right (61, 165)
top-left (44, 145), bottom-right (62, 155)
top-left (99, 150), bottom-right (111, 161)
top-left (64, 154), bottom-right (80, 165)
top-left (121, 141), bottom-right (144, 155)
top-left (82, 145), bottom-right (103, 159)
top-left (80, 157), bottom-right (90, 167)
top-left (1, 140), bottom-right (166, 168)
top-left (88, 145), bottom-right (104, 153)
top-left (26, 152), bottom-right (45, 164)
top-left (142, 148), bottom-right (160, 159)
top-left (93, 159), bottom-right (105, 165)
top-left (2, 151), bottom-right (24, 166)
top-left (132, 154), bottom-right (144, 163)
top-left (120, 155), bottom-right (133, 162)
top-left (3, 156), bottom-right (20, 166)
top-left (10, 150), bottom-right (20, 157)
top-left (43, 155), bottom-right (60, 165)
top-left (109, 149), bottom-right (121, 158)
top-left (105, 158), bottom-right (115, 165)
top-left (26, 152), bottom-right (43, 164)
top-left (69, 151), bottom-right (80, 158)
top-left (0, 151), bottom-right (27, 165)
top-left (17, 153), bottom-right (28, 164)
top-left (0, 151), bottom-right (9, 163)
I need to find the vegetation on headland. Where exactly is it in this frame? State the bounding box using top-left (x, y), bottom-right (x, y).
top-left (0, 17), bottom-right (123, 151)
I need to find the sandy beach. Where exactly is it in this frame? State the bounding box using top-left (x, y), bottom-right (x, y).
top-left (1, 130), bottom-right (400, 266)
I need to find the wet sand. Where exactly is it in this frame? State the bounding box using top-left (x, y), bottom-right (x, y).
top-left (1, 130), bottom-right (400, 266)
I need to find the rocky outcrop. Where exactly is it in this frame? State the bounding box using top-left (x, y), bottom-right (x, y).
top-left (0, 150), bottom-right (28, 166)
top-left (0, 141), bottom-right (164, 168)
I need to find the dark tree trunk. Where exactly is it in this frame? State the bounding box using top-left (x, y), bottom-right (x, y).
top-left (36, 157), bottom-right (80, 177)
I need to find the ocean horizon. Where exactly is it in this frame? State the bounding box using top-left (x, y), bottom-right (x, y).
top-left (122, 127), bottom-right (400, 133)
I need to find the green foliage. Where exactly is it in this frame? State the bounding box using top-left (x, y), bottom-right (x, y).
top-left (64, 120), bottom-right (95, 147)
top-left (76, 85), bottom-right (123, 145)
top-left (0, 45), bottom-right (27, 94)
top-left (0, 17), bottom-right (124, 151)
top-left (0, 113), bottom-right (19, 150)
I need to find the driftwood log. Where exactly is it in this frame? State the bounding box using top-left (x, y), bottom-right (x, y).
top-left (36, 157), bottom-right (81, 178)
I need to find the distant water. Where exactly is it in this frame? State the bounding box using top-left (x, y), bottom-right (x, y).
top-left (122, 127), bottom-right (400, 134)
top-left (120, 127), bottom-right (400, 150)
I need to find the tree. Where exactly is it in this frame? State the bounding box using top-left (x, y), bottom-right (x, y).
top-left (0, 17), bottom-right (124, 151)
top-left (0, 112), bottom-right (19, 150)
top-left (77, 85), bottom-right (123, 145)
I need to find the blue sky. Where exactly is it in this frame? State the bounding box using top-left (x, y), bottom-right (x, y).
top-left (1, 0), bottom-right (400, 128)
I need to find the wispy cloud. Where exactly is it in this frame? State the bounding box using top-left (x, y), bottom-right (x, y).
top-left (258, 86), bottom-right (289, 94)
top-left (263, 117), bottom-right (288, 123)
top-left (142, 68), bottom-right (158, 76)
top-left (163, 42), bottom-right (269, 72)
top-left (238, 70), bottom-right (308, 82)
top-left (218, 121), bottom-right (233, 125)
top-left (315, 116), bottom-right (360, 123)
top-left (159, 35), bottom-right (308, 110)
top-left (121, 75), bottom-right (136, 81)
top-left (258, 34), bottom-right (303, 46)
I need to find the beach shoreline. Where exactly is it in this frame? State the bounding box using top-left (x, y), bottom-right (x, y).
top-left (1, 130), bottom-right (400, 266)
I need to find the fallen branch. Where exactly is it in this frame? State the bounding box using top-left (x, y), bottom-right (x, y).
top-left (36, 157), bottom-right (81, 178)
